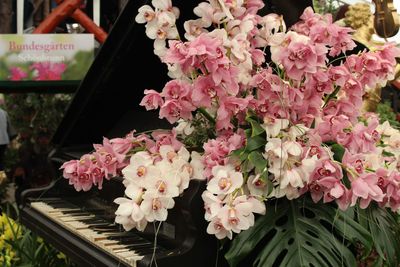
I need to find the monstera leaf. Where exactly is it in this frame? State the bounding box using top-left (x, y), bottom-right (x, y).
top-left (357, 205), bottom-right (400, 266)
top-left (225, 196), bottom-right (372, 267)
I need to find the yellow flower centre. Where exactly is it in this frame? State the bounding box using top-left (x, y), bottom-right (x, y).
top-left (152, 199), bottom-right (162, 211)
top-left (228, 208), bottom-right (238, 225)
top-left (156, 180), bottom-right (167, 193)
top-left (137, 166), bottom-right (146, 177)
top-left (218, 177), bottom-right (231, 190)
top-left (167, 151), bottom-right (177, 162)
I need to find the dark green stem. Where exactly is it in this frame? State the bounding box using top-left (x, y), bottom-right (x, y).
top-left (322, 85), bottom-right (340, 108)
top-left (198, 107), bottom-right (216, 124)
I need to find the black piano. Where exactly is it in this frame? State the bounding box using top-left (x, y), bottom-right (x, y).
top-left (19, 0), bottom-right (222, 266)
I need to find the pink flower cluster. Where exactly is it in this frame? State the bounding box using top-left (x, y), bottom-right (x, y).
top-left (8, 62), bottom-right (67, 81)
top-left (202, 131), bottom-right (246, 178)
top-left (135, 0), bottom-right (400, 236)
top-left (61, 131), bottom-right (182, 191)
top-left (291, 7), bottom-right (356, 57)
top-left (61, 134), bottom-right (135, 191)
top-left (61, 0), bottom-right (400, 240)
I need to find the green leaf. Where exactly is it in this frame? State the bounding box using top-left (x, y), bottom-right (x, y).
top-left (248, 151), bottom-right (267, 173)
top-left (265, 178), bottom-right (273, 196)
top-left (231, 147), bottom-right (249, 162)
top-left (225, 197), bottom-right (371, 267)
top-left (357, 205), bottom-right (400, 266)
top-left (382, 150), bottom-right (395, 157)
top-left (34, 243), bottom-right (45, 260)
top-left (245, 129), bottom-right (252, 138)
top-left (247, 118), bottom-right (265, 137)
top-left (245, 135), bottom-right (266, 152)
top-left (310, 119), bottom-right (316, 129)
top-left (331, 207), bottom-right (372, 255)
top-left (331, 143), bottom-right (345, 162)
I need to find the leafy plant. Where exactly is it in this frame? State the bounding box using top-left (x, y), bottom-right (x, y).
top-left (225, 197), bottom-right (400, 267)
top-left (225, 196), bottom-right (372, 267)
top-left (58, 2), bottom-right (400, 267)
top-left (1, 93), bottom-right (71, 190)
top-left (0, 205), bottom-right (75, 267)
top-left (313, 0), bottom-right (340, 15)
top-left (376, 101), bottom-right (400, 128)
top-left (356, 205), bottom-right (400, 266)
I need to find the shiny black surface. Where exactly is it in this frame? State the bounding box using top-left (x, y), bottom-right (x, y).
top-left (20, 0), bottom-right (220, 266)
top-left (19, 0), bottom-right (317, 266)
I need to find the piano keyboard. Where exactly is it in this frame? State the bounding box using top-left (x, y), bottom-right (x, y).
top-left (30, 199), bottom-right (163, 267)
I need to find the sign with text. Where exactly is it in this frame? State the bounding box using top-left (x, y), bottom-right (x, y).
top-left (0, 34), bottom-right (94, 81)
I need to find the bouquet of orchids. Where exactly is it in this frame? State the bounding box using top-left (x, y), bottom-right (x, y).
top-left (61, 0), bottom-right (400, 265)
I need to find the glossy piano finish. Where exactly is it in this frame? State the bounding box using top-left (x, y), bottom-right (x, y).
top-left (20, 0), bottom-right (224, 266)
top-left (20, 0), bottom-right (317, 265)
top-left (21, 177), bottom-right (220, 267)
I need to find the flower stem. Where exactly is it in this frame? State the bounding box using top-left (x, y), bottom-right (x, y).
top-left (322, 85), bottom-right (340, 108)
top-left (197, 108), bottom-right (216, 124)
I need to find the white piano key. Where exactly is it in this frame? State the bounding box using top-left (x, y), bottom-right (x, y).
top-left (108, 244), bottom-right (127, 250)
top-left (115, 251), bottom-right (141, 259)
top-left (112, 248), bottom-right (131, 252)
top-left (65, 221), bottom-right (89, 230)
top-left (98, 240), bottom-right (119, 246)
top-left (30, 200), bottom-right (145, 266)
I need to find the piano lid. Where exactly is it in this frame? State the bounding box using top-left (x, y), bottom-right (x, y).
top-left (51, 0), bottom-right (317, 152)
top-left (51, 0), bottom-right (203, 150)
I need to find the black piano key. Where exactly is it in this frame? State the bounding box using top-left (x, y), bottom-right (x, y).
top-left (83, 221), bottom-right (112, 227)
top-left (61, 210), bottom-right (91, 215)
top-left (92, 226), bottom-right (121, 232)
top-left (117, 243), bottom-right (152, 250)
top-left (96, 224), bottom-right (120, 229)
top-left (18, 0), bottom-right (225, 265)
top-left (46, 202), bottom-right (78, 209)
top-left (62, 209), bottom-right (105, 215)
top-left (110, 235), bottom-right (147, 243)
top-left (78, 218), bottom-right (109, 224)
top-left (117, 239), bottom-right (153, 247)
top-left (91, 230), bottom-right (121, 236)
top-left (107, 234), bottom-right (145, 242)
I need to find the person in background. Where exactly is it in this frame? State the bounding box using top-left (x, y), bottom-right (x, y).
top-left (0, 107), bottom-right (11, 183)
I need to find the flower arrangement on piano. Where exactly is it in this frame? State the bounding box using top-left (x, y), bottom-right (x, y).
top-left (61, 0), bottom-right (400, 265)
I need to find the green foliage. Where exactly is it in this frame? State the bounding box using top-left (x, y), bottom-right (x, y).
top-left (183, 113), bottom-right (215, 150)
top-left (6, 230), bottom-right (74, 267)
top-left (245, 135), bottom-right (266, 152)
top-left (331, 143), bottom-right (345, 162)
top-left (0, 205), bottom-right (75, 267)
top-left (376, 101), bottom-right (400, 128)
top-left (246, 118), bottom-right (265, 137)
top-left (0, 60), bottom-right (8, 80)
top-left (356, 205), bottom-right (400, 266)
top-left (4, 94), bottom-right (71, 137)
top-left (2, 93), bottom-right (71, 174)
top-left (313, 0), bottom-right (340, 15)
top-left (248, 151), bottom-right (266, 174)
top-left (231, 114), bottom-right (268, 179)
top-left (62, 51), bottom-right (94, 80)
top-left (225, 196), bottom-right (373, 267)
